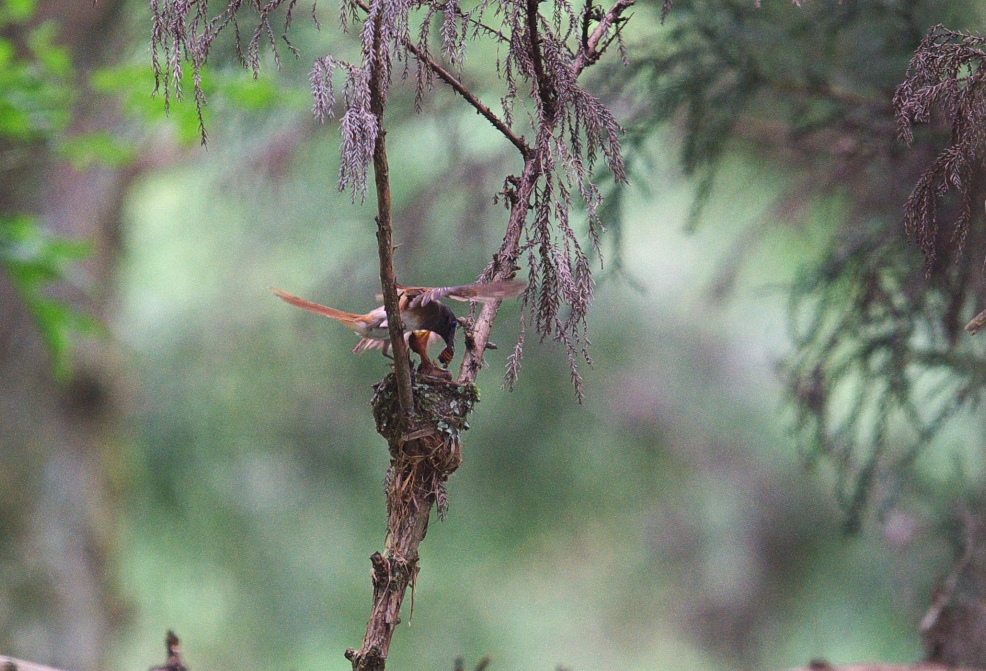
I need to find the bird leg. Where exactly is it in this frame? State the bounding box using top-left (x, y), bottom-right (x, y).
top-left (409, 331), bottom-right (452, 380)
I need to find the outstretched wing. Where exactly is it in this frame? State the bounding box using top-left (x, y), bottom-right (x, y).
top-left (404, 279), bottom-right (526, 308)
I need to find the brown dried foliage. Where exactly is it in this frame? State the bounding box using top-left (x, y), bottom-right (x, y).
top-left (150, 0), bottom-right (630, 398)
top-left (895, 25), bottom-right (986, 271)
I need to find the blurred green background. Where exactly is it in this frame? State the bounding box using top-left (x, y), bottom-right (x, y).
top-left (2, 1), bottom-right (984, 670)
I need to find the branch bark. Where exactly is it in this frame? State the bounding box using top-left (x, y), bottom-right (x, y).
top-left (350, 4), bottom-right (437, 671)
top-left (351, 2), bottom-right (635, 668)
top-left (403, 39), bottom-right (532, 158)
top-left (573, 0), bottom-right (634, 73)
top-left (366, 0), bottom-right (414, 420)
top-left (353, 0), bottom-right (530, 159)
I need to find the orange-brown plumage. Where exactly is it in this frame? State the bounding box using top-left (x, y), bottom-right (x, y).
top-left (271, 280), bottom-right (525, 372)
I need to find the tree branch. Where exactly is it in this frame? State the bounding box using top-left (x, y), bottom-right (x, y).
top-left (403, 39), bottom-right (532, 158)
top-left (525, 0), bottom-right (556, 119)
top-left (366, 0), bottom-right (415, 421)
top-left (458, 139), bottom-right (541, 384)
top-left (573, 0), bottom-right (633, 73)
top-left (353, 0), bottom-right (531, 158)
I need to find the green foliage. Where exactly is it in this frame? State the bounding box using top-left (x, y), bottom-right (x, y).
top-left (91, 64), bottom-right (214, 146)
top-left (59, 130), bottom-right (136, 170)
top-left (0, 0), bottom-right (35, 24)
top-left (0, 17), bottom-right (74, 139)
top-left (0, 216), bottom-right (100, 380)
top-left (0, 1), bottom-right (103, 380)
top-left (91, 64), bottom-right (306, 146)
top-left (602, 0), bottom-right (986, 525)
top-left (786, 233), bottom-right (986, 532)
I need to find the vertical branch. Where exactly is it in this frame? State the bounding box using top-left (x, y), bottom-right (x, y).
top-left (349, 7), bottom-right (429, 671)
top-left (456, 0), bottom-right (633, 385)
top-left (525, 0), bottom-right (556, 119)
top-left (458, 152), bottom-right (541, 384)
top-left (367, 0), bottom-right (415, 419)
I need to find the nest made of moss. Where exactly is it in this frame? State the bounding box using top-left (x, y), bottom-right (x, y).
top-left (373, 372), bottom-right (481, 519)
top-left (371, 371), bottom-right (480, 449)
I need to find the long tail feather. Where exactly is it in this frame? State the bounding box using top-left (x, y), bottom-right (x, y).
top-left (271, 288), bottom-right (366, 329)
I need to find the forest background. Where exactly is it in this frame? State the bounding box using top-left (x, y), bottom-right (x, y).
top-left (3, 0), bottom-right (986, 670)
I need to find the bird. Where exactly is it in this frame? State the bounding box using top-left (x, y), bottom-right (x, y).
top-left (272, 280), bottom-right (525, 374)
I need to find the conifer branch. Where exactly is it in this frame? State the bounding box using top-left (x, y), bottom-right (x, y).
top-left (402, 39), bottom-right (532, 158)
top-left (353, 0), bottom-right (530, 158)
top-left (366, 0), bottom-right (415, 421)
top-left (573, 0), bottom-right (633, 72)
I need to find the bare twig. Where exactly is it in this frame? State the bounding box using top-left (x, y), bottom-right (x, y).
top-left (920, 506), bottom-right (978, 634)
top-left (573, 0), bottom-right (633, 72)
top-left (353, 0), bottom-right (531, 158)
top-left (457, 151), bottom-right (538, 384)
top-left (403, 39), bottom-right (532, 158)
top-left (525, 0), bottom-right (556, 118)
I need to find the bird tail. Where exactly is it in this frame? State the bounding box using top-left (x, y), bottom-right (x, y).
top-left (354, 338), bottom-right (383, 355)
top-left (271, 288), bottom-right (367, 330)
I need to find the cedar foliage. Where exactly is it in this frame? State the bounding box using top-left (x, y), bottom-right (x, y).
top-left (596, 0), bottom-right (986, 533)
top-left (149, 0), bottom-right (629, 399)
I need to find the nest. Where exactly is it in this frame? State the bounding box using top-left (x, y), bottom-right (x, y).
top-left (372, 372), bottom-right (480, 519)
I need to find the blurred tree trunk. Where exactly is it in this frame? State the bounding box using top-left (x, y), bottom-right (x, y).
top-left (0, 2), bottom-right (138, 669)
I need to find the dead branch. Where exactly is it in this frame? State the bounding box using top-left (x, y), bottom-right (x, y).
top-left (348, 374), bottom-right (476, 671)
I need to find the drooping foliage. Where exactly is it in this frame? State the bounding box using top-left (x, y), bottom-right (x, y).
top-left (596, 0), bottom-right (986, 529)
top-left (896, 24), bottom-right (986, 270)
top-left (150, 0), bottom-right (629, 398)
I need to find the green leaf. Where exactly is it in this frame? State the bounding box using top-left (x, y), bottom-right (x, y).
top-left (59, 131), bottom-right (136, 170)
top-left (0, 216), bottom-right (98, 380)
top-left (0, 0), bottom-right (36, 25)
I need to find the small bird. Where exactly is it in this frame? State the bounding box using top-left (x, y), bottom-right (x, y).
top-left (272, 280), bottom-right (525, 373)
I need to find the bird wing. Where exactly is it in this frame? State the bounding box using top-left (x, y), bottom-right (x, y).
top-left (352, 329), bottom-right (442, 356)
top-left (403, 280), bottom-right (526, 308)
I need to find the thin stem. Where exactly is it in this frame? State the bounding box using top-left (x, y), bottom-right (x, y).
top-left (573, 0), bottom-right (633, 73)
top-left (458, 139), bottom-right (543, 384)
top-left (525, 0), bottom-right (556, 119)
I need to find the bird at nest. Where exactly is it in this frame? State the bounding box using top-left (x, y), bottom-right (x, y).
top-left (272, 280), bottom-right (525, 378)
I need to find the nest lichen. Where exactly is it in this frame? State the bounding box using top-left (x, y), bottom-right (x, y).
top-left (372, 372), bottom-right (480, 519)
top-left (372, 372), bottom-right (479, 451)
